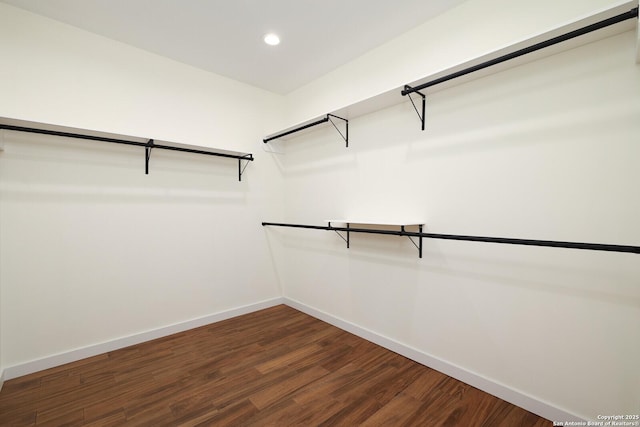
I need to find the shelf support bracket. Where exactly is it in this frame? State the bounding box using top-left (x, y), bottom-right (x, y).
top-left (402, 225), bottom-right (423, 258)
top-left (238, 154), bottom-right (253, 182)
top-left (145, 139), bottom-right (154, 175)
top-left (329, 222), bottom-right (350, 248)
top-left (404, 85), bottom-right (426, 131)
top-left (327, 114), bottom-right (349, 147)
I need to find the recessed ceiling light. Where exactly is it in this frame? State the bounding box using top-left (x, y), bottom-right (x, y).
top-left (263, 33), bottom-right (280, 46)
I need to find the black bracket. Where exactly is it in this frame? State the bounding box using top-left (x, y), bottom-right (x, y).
top-left (404, 85), bottom-right (426, 131)
top-left (329, 222), bottom-right (350, 248)
top-left (402, 225), bottom-right (423, 258)
top-left (327, 114), bottom-right (349, 147)
top-left (145, 139), bottom-right (154, 174)
top-left (238, 154), bottom-right (253, 182)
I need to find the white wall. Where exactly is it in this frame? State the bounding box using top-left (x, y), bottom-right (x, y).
top-left (0, 4), bottom-right (285, 373)
top-left (1, 0), bottom-right (638, 422)
top-left (270, 28), bottom-right (640, 420)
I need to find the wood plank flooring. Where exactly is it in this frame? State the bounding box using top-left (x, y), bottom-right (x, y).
top-left (0, 305), bottom-right (551, 426)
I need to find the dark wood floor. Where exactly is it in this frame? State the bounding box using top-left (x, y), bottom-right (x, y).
top-left (0, 305), bottom-right (551, 426)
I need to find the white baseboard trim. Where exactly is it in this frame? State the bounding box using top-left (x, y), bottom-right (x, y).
top-left (0, 368), bottom-right (5, 392)
top-left (283, 297), bottom-right (585, 423)
top-left (4, 297), bottom-right (285, 381)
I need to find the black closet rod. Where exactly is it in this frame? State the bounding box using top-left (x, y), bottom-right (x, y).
top-left (263, 116), bottom-right (330, 143)
top-left (0, 123), bottom-right (254, 161)
top-left (401, 7), bottom-right (639, 96)
top-left (261, 222), bottom-right (640, 254)
top-left (0, 123), bottom-right (148, 148)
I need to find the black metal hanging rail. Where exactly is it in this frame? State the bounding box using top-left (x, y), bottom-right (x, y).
top-left (401, 7), bottom-right (639, 127)
top-left (263, 114), bottom-right (349, 147)
top-left (0, 121), bottom-right (254, 181)
top-left (261, 222), bottom-right (640, 256)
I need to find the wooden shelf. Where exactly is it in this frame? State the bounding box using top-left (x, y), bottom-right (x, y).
top-left (326, 219), bottom-right (424, 227)
top-left (325, 219), bottom-right (425, 257)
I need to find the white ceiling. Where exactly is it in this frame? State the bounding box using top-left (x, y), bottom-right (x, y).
top-left (2, 0), bottom-right (466, 94)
